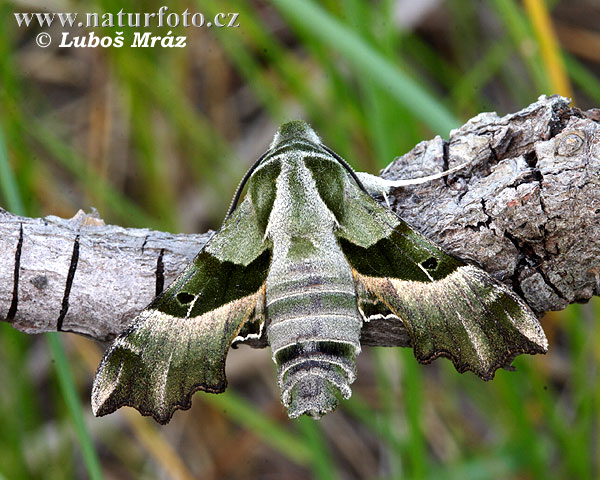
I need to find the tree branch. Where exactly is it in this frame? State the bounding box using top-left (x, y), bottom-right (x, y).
top-left (1, 95), bottom-right (598, 346)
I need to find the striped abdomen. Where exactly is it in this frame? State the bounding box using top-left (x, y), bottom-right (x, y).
top-left (266, 260), bottom-right (362, 418)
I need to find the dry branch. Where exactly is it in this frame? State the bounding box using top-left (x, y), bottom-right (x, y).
top-left (1, 95), bottom-right (598, 346)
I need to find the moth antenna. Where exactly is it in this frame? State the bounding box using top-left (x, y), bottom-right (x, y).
top-left (226, 150), bottom-right (270, 218)
top-left (319, 144), bottom-right (369, 194)
top-left (384, 161), bottom-right (469, 187)
top-left (356, 162), bottom-right (469, 198)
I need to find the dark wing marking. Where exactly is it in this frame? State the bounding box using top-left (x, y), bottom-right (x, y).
top-left (337, 177), bottom-right (548, 380)
top-left (92, 197), bottom-right (271, 424)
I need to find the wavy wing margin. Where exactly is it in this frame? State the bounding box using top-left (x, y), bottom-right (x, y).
top-left (92, 197), bottom-right (271, 424)
top-left (338, 174), bottom-right (548, 379)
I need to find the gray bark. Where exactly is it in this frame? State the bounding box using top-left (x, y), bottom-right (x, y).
top-left (1, 95), bottom-right (598, 347)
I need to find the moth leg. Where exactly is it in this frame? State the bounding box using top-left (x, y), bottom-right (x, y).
top-left (382, 189), bottom-right (391, 209)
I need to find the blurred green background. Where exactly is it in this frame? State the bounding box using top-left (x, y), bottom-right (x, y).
top-left (1, 0), bottom-right (600, 478)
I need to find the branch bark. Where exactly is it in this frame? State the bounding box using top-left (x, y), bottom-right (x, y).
top-left (1, 95), bottom-right (599, 346)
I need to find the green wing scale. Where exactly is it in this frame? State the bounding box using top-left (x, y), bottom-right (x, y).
top-left (92, 197), bottom-right (271, 424)
top-left (338, 180), bottom-right (548, 379)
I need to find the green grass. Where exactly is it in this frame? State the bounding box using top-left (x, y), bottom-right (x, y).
top-left (0, 101), bottom-right (104, 480)
top-left (0, 0), bottom-right (598, 478)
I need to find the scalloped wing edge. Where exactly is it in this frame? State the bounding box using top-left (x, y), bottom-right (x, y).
top-left (92, 290), bottom-right (263, 424)
top-left (353, 265), bottom-right (548, 380)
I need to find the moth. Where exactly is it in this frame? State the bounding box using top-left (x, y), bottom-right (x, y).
top-left (92, 121), bottom-right (548, 424)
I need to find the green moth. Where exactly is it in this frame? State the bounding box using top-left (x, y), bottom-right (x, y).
top-left (92, 121), bottom-right (548, 424)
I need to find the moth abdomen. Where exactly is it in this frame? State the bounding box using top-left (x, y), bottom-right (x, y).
top-left (277, 341), bottom-right (357, 418)
top-left (266, 271), bottom-right (362, 418)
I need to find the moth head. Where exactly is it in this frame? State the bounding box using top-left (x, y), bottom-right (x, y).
top-left (270, 120), bottom-right (321, 149)
top-left (226, 121), bottom-right (322, 219)
top-left (227, 120), bottom-right (367, 221)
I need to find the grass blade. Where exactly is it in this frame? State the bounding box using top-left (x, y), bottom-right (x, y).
top-left (203, 391), bottom-right (312, 465)
top-left (564, 54), bottom-right (600, 103)
top-left (0, 122), bottom-right (24, 215)
top-left (296, 417), bottom-right (337, 480)
top-left (1, 118), bottom-right (104, 479)
top-left (522, 0), bottom-right (573, 98)
top-left (271, 0), bottom-right (460, 134)
top-left (47, 333), bottom-right (104, 480)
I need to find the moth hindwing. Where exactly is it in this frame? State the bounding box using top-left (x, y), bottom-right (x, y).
top-left (92, 120), bottom-right (548, 423)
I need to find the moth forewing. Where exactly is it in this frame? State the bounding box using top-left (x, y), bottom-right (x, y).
top-left (92, 195), bottom-right (272, 424)
top-left (336, 176), bottom-right (548, 379)
top-left (92, 291), bottom-right (264, 424)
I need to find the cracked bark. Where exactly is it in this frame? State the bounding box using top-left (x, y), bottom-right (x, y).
top-left (1, 95), bottom-right (598, 347)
